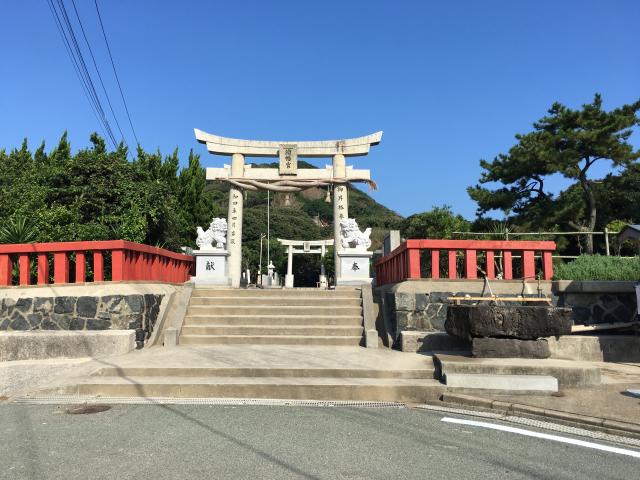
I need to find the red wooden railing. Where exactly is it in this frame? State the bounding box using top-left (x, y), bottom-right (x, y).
top-left (374, 239), bottom-right (556, 285)
top-left (0, 240), bottom-right (194, 286)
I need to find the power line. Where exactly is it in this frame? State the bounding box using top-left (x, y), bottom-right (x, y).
top-left (55, 0), bottom-right (118, 148)
top-left (94, 0), bottom-right (140, 146)
top-left (46, 0), bottom-right (112, 146)
top-left (70, 0), bottom-right (130, 154)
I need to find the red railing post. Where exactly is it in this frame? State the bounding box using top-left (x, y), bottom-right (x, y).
top-left (408, 248), bottom-right (420, 279)
top-left (542, 251), bottom-right (553, 280)
top-left (522, 250), bottom-right (535, 279)
top-left (430, 250), bottom-right (440, 279)
top-left (53, 252), bottom-right (69, 284)
top-left (144, 253), bottom-right (151, 280)
top-left (93, 251), bottom-right (104, 281)
top-left (151, 254), bottom-right (160, 281)
top-left (503, 251), bottom-right (513, 280)
top-left (464, 249), bottom-right (477, 279)
top-left (37, 253), bottom-right (49, 285)
top-left (448, 250), bottom-right (457, 279)
top-left (112, 249), bottom-right (125, 281)
top-left (0, 254), bottom-right (12, 286)
top-left (19, 254), bottom-right (30, 285)
top-left (75, 251), bottom-right (86, 283)
top-left (136, 252), bottom-right (144, 280)
top-left (485, 251), bottom-right (495, 279)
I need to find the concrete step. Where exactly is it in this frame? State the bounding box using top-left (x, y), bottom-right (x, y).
top-left (187, 305), bottom-right (362, 316)
top-left (183, 315), bottom-right (363, 327)
top-left (181, 325), bottom-right (364, 336)
top-left (68, 376), bottom-right (445, 402)
top-left (191, 288), bottom-right (361, 298)
top-left (443, 373), bottom-right (559, 394)
top-left (189, 297), bottom-right (362, 307)
top-left (92, 366), bottom-right (436, 380)
top-left (434, 353), bottom-right (601, 387)
top-left (179, 334), bottom-right (363, 346)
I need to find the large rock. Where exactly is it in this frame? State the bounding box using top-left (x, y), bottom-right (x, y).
top-left (472, 337), bottom-right (551, 359)
top-left (445, 304), bottom-right (572, 340)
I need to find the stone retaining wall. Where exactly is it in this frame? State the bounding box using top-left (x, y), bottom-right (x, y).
top-left (0, 294), bottom-right (163, 344)
top-left (374, 279), bottom-right (638, 350)
top-left (0, 282), bottom-right (181, 348)
top-left (554, 281), bottom-right (638, 325)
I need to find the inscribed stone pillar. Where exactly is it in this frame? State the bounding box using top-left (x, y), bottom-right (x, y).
top-left (227, 153), bottom-right (244, 287)
top-left (333, 154), bottom-right (348, 280)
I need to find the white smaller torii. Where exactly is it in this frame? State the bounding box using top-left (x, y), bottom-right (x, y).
top-left (277, 238), bottom-right (334, 288)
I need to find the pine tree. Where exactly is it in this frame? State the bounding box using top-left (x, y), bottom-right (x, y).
top-left (468, 94), bottom-right (640, 253)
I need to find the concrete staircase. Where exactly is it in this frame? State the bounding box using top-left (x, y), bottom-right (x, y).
top-left (179, 288), bottom-right (365, 346)
top-left (27, 289), bottom-right (448, 403)
top-left (48, 345), bottom-right (445, 402)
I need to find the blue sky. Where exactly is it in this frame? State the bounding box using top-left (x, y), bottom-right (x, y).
top-left (1, 1), bottom-right (638, 219)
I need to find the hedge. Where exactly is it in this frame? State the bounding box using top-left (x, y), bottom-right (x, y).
top-left (553, 254), bottom-right (640, 281)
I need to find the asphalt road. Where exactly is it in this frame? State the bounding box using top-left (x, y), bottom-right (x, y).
top-left (1, 404), bottom-right (638, 479)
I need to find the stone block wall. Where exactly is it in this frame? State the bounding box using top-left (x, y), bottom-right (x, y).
top-left (0, 294), bottom-right (163, 345)
top-left (373, 279), bottom-right (639, 350)
top-left (555, 289), bottom-right (637, 325)
top-left (376, 283), bottom-right (548, 348)
top-left (383, 291), bottom-right (449, 334)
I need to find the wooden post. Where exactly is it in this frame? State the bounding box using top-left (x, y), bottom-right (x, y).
top-left (431, 250), bottom-right (440, 279)
top-left (93, 251), bottom-right (104, 281)
top-left (112, 250), bottom-right (125, 281)
top-left (75, 251), bottom-right (86, 283)
top-left (486, 251), bottom-right (495, 279)
top-left (448, 250), bottom-right (457, 279)
top-left (19, 254), bottom-right (30, 285)
top-left (37, 254), bottom-right (49, 285)
top-left (0, 254), bottom-right (11, 286)
top-left (408, 248), bottom-right (421, 279)
top-left (542, 251), bottom-right (553, 280)
top-left (53, 252), bottom-right (69, 284)
top-left (464, 249), bottom-right (477, 279)
top-left (522, 250), bottom-right (535, 279)
top-left (151, 254), bottom-right (160, 281)
top-left (503, 251), bottom-right (513, 280)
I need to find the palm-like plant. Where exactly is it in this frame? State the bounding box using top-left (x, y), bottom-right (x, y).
top-left (0, 216), bottom-right (38, 244)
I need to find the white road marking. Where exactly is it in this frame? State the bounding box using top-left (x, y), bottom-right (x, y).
top-left (441, 417), bottom-right (640, 459)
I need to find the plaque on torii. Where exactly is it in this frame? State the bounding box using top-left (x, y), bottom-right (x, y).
top-left (194, 129), bottom-right (382, 287)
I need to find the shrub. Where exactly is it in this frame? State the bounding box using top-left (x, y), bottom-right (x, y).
top-left (553, 254), bottom-right (640, 281)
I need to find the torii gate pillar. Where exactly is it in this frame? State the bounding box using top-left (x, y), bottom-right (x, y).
top-left (332, 154), bottom-right (348, 276)
top-left (227, 153), bottom-right (245, 287)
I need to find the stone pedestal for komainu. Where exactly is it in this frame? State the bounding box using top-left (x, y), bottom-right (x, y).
top-left (191, 217), bottom-right (230, 285)
top-left (445, 304), bottom-right (573, 359)
top-left (336, 218), bottom-right (373, 286)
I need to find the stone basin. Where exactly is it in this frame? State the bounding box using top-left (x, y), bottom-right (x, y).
top-left (445, 304), bottom-right (573, 341)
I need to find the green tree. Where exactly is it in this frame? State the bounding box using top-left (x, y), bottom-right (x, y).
top-left (401, 205), bottom-right (470, 239)
top-left (468, 94), bottom-right (640, 253)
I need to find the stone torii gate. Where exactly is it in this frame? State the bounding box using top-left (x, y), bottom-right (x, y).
top-left (277, 238), bottom-right (334, 288)
top-left (194, 129), bottom-right (382, 287)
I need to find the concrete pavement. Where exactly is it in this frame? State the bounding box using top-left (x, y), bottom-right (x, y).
top-left (1, 404), bottom-right (638, 479)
